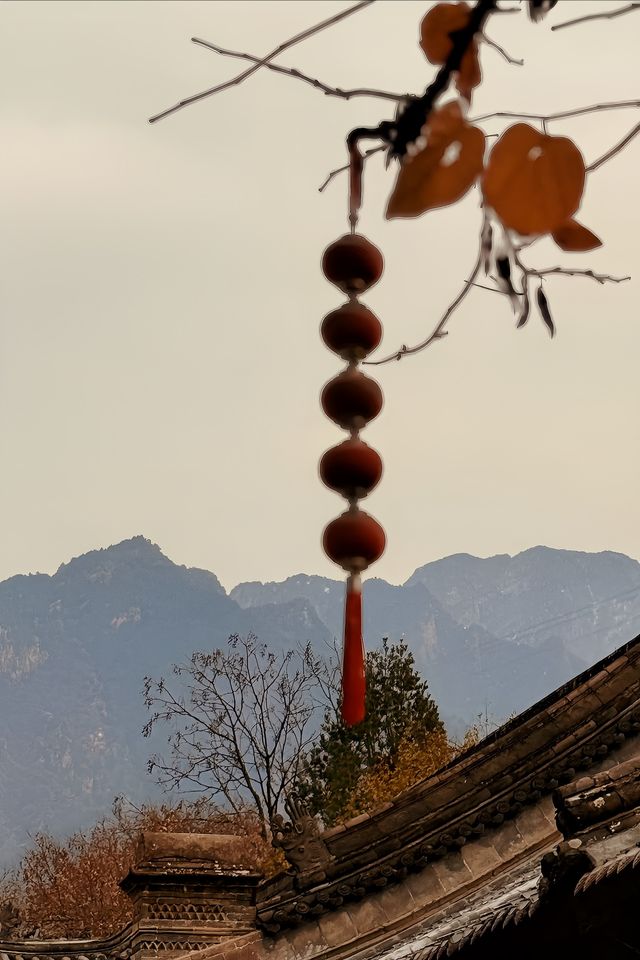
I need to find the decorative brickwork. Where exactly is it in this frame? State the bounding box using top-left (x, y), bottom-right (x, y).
top-left (146, 902), bottom-right (228, 924)
top-left (120, 834), bottom-right (260, 960)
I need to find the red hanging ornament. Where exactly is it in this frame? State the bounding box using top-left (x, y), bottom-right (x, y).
top-left (321, 302), bottom-right (382, 362)
top-left (322, 507), bottom-right (386, 572)
top-left (342, 574), bottom-right (366, 727)
top-left (321, 367), bottom-right (383, 431)
top-left (322, 234), bottom-right (384, 295)
top-left (320, 234), bottom-right (386, 727)
top-left (319, 438), bottom-right (383, 500)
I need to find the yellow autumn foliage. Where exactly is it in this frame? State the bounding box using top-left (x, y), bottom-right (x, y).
top-left (342, 726), bottom-right (480, 821)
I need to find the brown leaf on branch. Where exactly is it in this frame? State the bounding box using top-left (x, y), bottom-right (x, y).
top-left (536, 284), bottom-right (555, 337)
top-left (517, 282), bottom-right (531, 328)
top-left (551, 218), bottom-right (602, 252)
top-left (481, 217), bottom-right (493, 273)
top-left (420, 2), bottom-right (482, 102)
top-left (495, 254), bottom-right (520, 311)
top-left (386, 101), bottom-right (485, 219)
top-left (527, 0), bottom-right (558, 23)
top-left (483, 123), bottom-right (586, 234)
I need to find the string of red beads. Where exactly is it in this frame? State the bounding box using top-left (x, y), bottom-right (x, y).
top-left (320, 234), bottom-right (386, 726)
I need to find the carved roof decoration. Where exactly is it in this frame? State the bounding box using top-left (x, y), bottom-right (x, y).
top-left (257, 633), bottom-right (640, 931)
top-left (271, 795), bottom-right (334, 883)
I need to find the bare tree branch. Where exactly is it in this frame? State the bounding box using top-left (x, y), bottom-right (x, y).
top-left (470, 267), bottom-right (630, 298)
top-left (148, 2), bottom-right (637, 364)
top-left (144, 634), bottom-right (335, 832)
top-left (587, 121), bottom-right (640, 172)
top-left (149, 0), bottom-right (375, 123)
top-left (191, 37), bottom-right (405, 103)
top-left (365, 249), bottom-right (483, 365)
top-left (481, 32), bottom-right (524, 65)
top-left (466, 279), bottom-right (511, 294)
top-left (368, 90), bottom-right (638, 366)
top-left (472, 99), bottom-right (640, 124)
top-left (321, 101), bottom-right (640, 194)
top-left (524, 267), bottom-right (631, 285)
top-left (348, 0), bottom-right (499, 163)
top-left (318, 145), bottom-right (385, 193)
top-left (551, 2), bottom-right (640, 32)
top-left (367, 231), bottom-right (631, 367)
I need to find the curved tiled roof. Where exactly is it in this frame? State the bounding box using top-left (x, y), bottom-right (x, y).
top-left (257, 633), bottom-right (640, 930)
top-left (574, 845), bottom-right (640, 894)
top-left (374, 837), bottom-right (640, 960)
top-left (368, 858), bottom-right (542, 960)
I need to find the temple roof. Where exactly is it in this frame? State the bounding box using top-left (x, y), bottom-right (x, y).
top-left (256, 632), bottom-right (640, 931)
top-left (372, 857), bottom-right (541, 960)
top-left (376, 741), bottom-right (640, 959)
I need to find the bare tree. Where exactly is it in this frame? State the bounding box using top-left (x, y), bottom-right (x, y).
top-left (143, 634), bottom-right (336, 835)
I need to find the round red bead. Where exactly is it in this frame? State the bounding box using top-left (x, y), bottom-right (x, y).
top-left (321, 302), bottom-right (383, 361)
top-left (320, 438), bottom-right (383, 500)
top-left (322, 234), bottom-right (384, 295)
top-left (323, 508), bottom-right (386, 572)
top-left (321, 367), bottom-right (383, 431)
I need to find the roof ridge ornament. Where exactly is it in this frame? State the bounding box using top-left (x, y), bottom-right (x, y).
top-left (271, 795), bottom-right (335, 882)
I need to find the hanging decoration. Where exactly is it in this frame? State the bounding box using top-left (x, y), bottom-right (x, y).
top-left (320, 234), bottom-right (386, 726)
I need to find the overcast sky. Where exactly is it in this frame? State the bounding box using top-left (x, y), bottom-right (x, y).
top-left (1, 1), bottom-right (639, 590)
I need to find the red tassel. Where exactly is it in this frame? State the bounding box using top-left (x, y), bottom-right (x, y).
top-left (341, 574), bottom-right (366, 726)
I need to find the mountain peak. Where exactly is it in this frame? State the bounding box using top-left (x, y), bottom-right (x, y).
top-left (54, 536), bottom-right (171, 581)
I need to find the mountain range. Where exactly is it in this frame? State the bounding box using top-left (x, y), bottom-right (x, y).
top-left (2, 536), bottom-right (640, 868)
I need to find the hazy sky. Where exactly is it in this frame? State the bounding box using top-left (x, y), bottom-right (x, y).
top-left (2, 1), bottom-right (639, 590)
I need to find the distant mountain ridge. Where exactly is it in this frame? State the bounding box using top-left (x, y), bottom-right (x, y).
top-left (1, 537), bottom-right (640, 868)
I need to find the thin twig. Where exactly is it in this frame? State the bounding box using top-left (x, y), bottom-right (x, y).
top-left (318, 146), bottom-right (385, 192)
top-left (526, 267), bottom-right (631, 285)
top-left (149, 0), bottom-right (375, 123)
top-left (465, 279), bottom-right (514, 294)
top-left (365, 250), bottom-right (483, 365)
top-left (191, 37), bottom-right (405, 103)
top-left (371, 216), bottom-right (630, 367)
top-left (481, 33), bottom-right (523, 65)
top-left (587, 121), bottom-right (640, 172)
top-left (552, 2), bottom-right (640, 32)
top-left (472, 99), bottom-right (640, 124)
